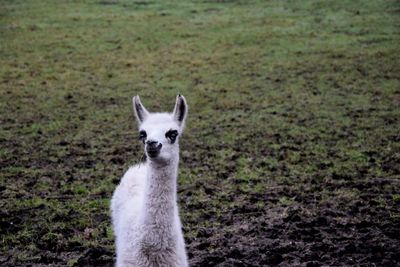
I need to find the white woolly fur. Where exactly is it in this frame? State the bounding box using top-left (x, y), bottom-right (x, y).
top-left (111, 95), bottom-right (189, 267)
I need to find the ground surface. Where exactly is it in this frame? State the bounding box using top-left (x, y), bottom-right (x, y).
top-left (1, 0), bottom-right (400, 266)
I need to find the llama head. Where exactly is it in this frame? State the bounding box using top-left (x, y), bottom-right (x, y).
top-left (133, 95), bottom-right (188, 163)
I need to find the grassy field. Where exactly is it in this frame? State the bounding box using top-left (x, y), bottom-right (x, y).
top-left (1, 0), bottom-right (399, 266)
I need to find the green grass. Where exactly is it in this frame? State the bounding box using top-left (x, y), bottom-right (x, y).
top-left (1, 0), bottom-right (399, 265)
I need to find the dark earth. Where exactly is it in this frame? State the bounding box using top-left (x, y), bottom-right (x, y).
top-left (2, 132), bottom-right (399, 267)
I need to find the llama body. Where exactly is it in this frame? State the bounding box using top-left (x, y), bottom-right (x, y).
top-left (111, 96), bottom-right (189, 267)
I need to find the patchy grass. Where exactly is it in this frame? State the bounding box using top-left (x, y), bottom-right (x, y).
top-left (1, 0), bottom-right (399, 266)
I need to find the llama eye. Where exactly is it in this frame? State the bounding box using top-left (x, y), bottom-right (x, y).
top-left (165, 130), bottom-right (178, 144)
top-left (139, 130), bottom-right (147, 143)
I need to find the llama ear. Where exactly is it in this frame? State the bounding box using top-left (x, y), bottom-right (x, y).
top-left (173, 94), bottom-right (188, 127)
top-left (133, 95), bottom-right (149, 124)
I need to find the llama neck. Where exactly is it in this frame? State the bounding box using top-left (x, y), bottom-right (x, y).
top-left (142, 156), bottom-right (179, 230)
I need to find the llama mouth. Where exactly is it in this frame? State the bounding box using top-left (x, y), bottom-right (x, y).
top-left (146, 150), bottom-right (160, 158)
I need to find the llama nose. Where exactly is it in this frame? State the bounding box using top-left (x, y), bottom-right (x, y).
top-left (146, 140), bottom-right (162, 158)
top-left (146, 140), bottom-right (162, 150)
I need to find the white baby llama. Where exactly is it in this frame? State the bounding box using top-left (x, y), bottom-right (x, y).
top-left (110, 95), bottom-right (189, 267)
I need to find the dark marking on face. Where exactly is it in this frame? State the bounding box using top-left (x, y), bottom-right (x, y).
top-left (139, 130), bottom-right (147, 143)
top-left (165, 129), bottom-right (178, 144)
